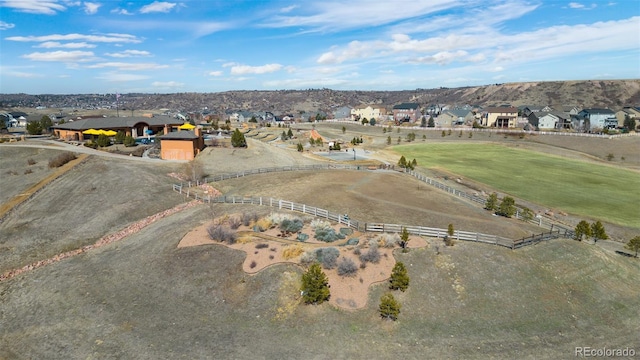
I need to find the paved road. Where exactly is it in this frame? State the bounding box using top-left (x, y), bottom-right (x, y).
top-left (0, 139), bottom-right (187, 163)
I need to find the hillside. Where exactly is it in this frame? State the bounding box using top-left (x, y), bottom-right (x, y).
top-left (2, 80), bottom-right (638, 116)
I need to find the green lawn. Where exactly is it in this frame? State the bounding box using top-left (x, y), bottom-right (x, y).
top-left (394, 143), bottom-right (640, 228)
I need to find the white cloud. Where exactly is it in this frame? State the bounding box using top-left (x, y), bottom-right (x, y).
top-left (95, 72), bottom-right (150, 82)
top-left (280, 5), bottom-right (298, 13)
top-left (35, 41), bottom-right (96, 48)
top-left (0, 0), bottom-right (66, 15)
top-left (151, 81), bottom-right (184, 89)
top-left (105, 50), bottom-right (152, 58)
top-left (22, 50), bottom-right (95, 62)
top-left (568, 2), bottom-right (597, 10)
top-left (208, 71), bottom-right (223, 76)
top-left (0, 21), bottom-right (15, 30)
top-left (86, 62), bottom-right (169, 71)
top-left (6, 33), bottom-right (142, 43)
top-left (83, 2), bottom-right (100, 14)
top-left (111, 8), bottom-right (133, 15)
top-left (140, 1), bottom-right (176, 14)
top-left (6, 70), bottom-right (44, 78)
top-left (265, 0), bottom-right (458, 32)
top-left (409, 50), bottom-right (470, 65)
top-left (230, 63), bottom-right (283, 75)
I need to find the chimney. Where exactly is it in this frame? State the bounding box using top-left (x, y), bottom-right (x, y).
top-left (163, 124), bottom-right (169, 135)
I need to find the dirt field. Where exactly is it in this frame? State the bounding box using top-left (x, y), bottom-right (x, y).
top-left (1, 128), bottom-right (638, 359)
top-left (0, 147), bottom-right (66, 204)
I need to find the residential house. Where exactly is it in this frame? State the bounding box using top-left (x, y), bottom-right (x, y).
top-left (518, 105), bottom-right (551, 117)
top-left (332, 106), bottom-right (351, 120)
top-left (615, 107), bottom-right (640, 129)
top-left (392, 103), bottom-right (420, 123)
top-left (561, 106), bottom-right (581, 117)
top-left (529, 111), bottom-right (570, 130)
top-left (576, 108), bottom-right (617, 131)
top-left (438, 109), bottom-right (473, 127)
top-left (481, 107), bottom-right (518, 128)
top-left (351, 105), bottom-right (386, 122)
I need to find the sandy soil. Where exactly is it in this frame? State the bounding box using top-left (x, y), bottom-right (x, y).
top-left (178, 220), bottom-right (428, 310)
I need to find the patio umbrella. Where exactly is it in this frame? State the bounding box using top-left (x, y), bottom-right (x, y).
top-left (82, 129), bottom-right (101, 135)
top-left (102, 130), bottom-right (118, 136)
top-left (178, 123), bottom-right (196, 130)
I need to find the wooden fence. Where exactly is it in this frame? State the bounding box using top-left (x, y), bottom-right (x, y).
top-left (171, 184), bottom-right (535, 249)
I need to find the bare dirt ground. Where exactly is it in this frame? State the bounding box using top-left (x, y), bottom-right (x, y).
top-left (0, 127), bottom-right (638, 359)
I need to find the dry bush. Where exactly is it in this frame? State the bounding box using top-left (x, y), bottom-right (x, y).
top-left (360, 246), bottom-right (380, 264)
top-left (207, 224), bottom-right (236, 244)
top-left (254, 218), bottom-right (272, 231)
top-left (300, 250), bottom-right (317, 265)
top-left (242, 212), bottom-right (259, 226)
top-left (266, 213), bottom-right (297, 226)
top-left (236, 234), bottom-right (253, 244)
top-left (249, 261), bottom-right (257, 269)
top-left (182, 160), bottom-right (204, 181)
top-left (255, 243), bottom-right (269, 249)
top-left (24, 169), bottom-right (33, 174)
top-left (48, 152), bottom-right (77, 168)
top-left (310, 219), bottom-right (332, 231)
top-left (27, 158), bottom-right (36, 165)
top-left (380, 233), bottom-right (400, 248)
top-left (282, 244), bottom-right (304, 260)
top-left (337, 258), bottom-right (358, 277)
top-left (228, 215), bottom-right (242, 230)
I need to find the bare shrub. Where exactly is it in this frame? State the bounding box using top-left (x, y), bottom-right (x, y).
top-left (249, 261), bottom-right (257, 269)
top-left (353, 247), bottom-right (361, 256)
top-left (27, 158), bottom-right (36, 165)
top-left (269, 255), bottom-right (274, 260)
top-left (48, 152), bottom-right (77, 168)
top-left (444, 235), bottom-right (455, 247)
top-left (242, 212), bottom-right (259, 226)
top-left (360, 246), bottom-right (380, 264)
top-left (360, 262), bottom-right (367, 269)
top-left (310, 219), bottom-right (332, 231)
top-left (183, 160), bottom-right (204, 181)
top-left (381, 233), bottom-right (400, 248)
top-left (228, 216), bottom-right (242, 230)
top-left (255, 243), bottom-right (269, 249)
top-left (282, 244), bottom-right (304, 260)
top-left (321, 249), bottom-right (339, 269)
top-left (300, 250), bottom-right (317, 266)
top-left (337, 258), bottom-right (358, 277)
top-left (280, 218), bottom-right (303, 233)
top-left (207, 224), bottom-right (236, 244)
top-left (24, 169), bottom-right (33, 174)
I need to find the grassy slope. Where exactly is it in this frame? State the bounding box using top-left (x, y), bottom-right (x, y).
top-left (394, 143), bottom-right (640, 228)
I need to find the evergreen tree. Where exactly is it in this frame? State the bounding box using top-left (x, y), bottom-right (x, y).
top-left (379, 293), bottom-right (401, 320)
top-left (447, 224), bottom-right (454, 237)
top-left (123, 135), bottom-right (136, 147)
top-left (485, 193), bottom-right (498, 211)
top-left (574, 220), bottom-right (592, 241)
top-left (496, 196), bottom-right (516, 217)
top-left (96, 133), bottom-right (110, 147)
top-left (389, 262), bottom-right (410, 291)
top-left (114, 131), bottom-right (125, 144)
top-left (590, 221), bottom-right (608, 243)
top-left (386, 136), bottom-right (391, 145)
top-left (420, 116), bottom-right (427, 128)
top-left (231, 129), bottom-right (247, 147)
top-left (26, 121), bottom-right (43, 135)
top-left (428, 116), bottom-right (435, 127)
top-left (625, 236), bottom-right (640, 257)
top-left (342, 126), bottom-right (346, 134)
top-left (301, 263), bottom-right (330, 305)
top-left (397, 155), bottom-right (407, 168)
top-left (399, 227), bottom-right (410, 249)
top-left (287, 128), bottom-right (294, 138)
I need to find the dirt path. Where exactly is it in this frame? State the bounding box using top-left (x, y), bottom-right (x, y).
top-left (0, 153), bottom-right (89, 221)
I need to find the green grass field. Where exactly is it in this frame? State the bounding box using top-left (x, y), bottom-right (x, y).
top-left (394, 143), bottom-right (640, 228)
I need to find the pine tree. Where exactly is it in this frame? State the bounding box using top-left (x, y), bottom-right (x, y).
top-left (379, 292), bottom-right (401, 320)
top-left (496, 196), bottom-right (516, 217)
top-left (389, 262), bottom-right (410, 291)
top-left (231, 129), bottom-right (247, 147)
top-left (287, 128), bottom-right (294, 138)
top-left (625, 236), bottom-right (640, 257)
top-left (574, 220), bottom-right (592, 241)
top-left (399, 227), bottom-right (410, 249)
top-left (397, 156), bottom-right (407, 168)
top-left (485, 193), bottom-right (498, 211)
top-left (590, 221), bottom-right (608, 243)
top-left (301, 263), bottom-right (330, 305)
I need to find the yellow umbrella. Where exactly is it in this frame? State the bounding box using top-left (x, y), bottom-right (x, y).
top-left (102, 130), bottom-right (118, 136)
top-left (178, 123), bottom-right (196, 130)
top-left (82, 128), bottom-right (101, 135)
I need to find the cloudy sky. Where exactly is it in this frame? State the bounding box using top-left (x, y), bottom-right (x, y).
top-left (0, 0), bottom-right (638, 94)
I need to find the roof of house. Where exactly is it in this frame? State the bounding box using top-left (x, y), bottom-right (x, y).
top-left (53, 116), bottom-right (183, 130)
top-left (485, 107), bottom-right (518, 113)
top-left (158, 130), bottom-right (199, 140)
top-left (443, 109), bottom-right (471, 117)
top-left (534, 111), bottom-right (570, 120)
top-left (580, 108), bottom-right (615, 115)
top-left (393, 103), bottom-right (419, 110)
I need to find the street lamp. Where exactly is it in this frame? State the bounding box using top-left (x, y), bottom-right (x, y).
top-left (353, 148), bottom-right (356, 160)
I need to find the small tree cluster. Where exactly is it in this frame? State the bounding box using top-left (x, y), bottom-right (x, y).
top-left (485, 193), bottom-right (498, 211)
top-left (329, 143), bottom-right (341, 151)
top-left (397, 156), bottom-right (417, 170)
top-left (301, 263), bottom-right (330, 305)
top-left (405, 132), bottom-right (416, 142)
top-left (574, 220), bottom-right (609, 243)
top-left (389, 262), bottom-right (410, 291)
top-left (350, 136), bottom-right (363, 145)
top-left (496, 196), bottom-right (516, 218)
top-left (297, 143), bottom-right (304, 152)
top-left (123, 135), bottom-right (136, 147)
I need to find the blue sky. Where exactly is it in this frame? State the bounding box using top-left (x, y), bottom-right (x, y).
top-left (0, 0), bottom-right (638, 94)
